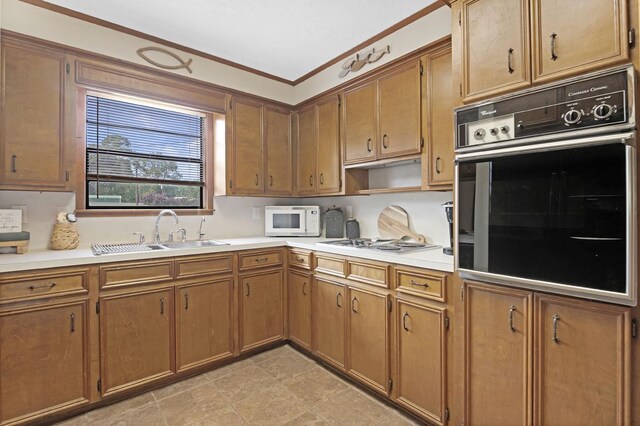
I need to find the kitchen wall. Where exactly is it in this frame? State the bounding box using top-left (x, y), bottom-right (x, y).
top-left (0, 190), bottom-right (452, 250)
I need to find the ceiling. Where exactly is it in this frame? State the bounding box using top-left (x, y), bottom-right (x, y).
top-left (42, 0), bottom-right (437, 82)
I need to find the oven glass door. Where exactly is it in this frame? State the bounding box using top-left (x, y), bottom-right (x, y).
top-left (457, 141), bottom-right (633, 297)
top-left (267, 210), bottom-right (306, 234)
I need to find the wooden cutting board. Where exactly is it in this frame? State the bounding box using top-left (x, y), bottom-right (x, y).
top-left (377, 206), bottom-right (426, 243)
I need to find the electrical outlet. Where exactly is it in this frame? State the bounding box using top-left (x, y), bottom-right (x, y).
top-left (11, 205), bottom-right (27, 224)
top-left (252, 207), bottom-right (261, 220)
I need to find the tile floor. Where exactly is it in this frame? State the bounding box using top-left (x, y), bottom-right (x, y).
top-left (57, 345), bottom-right (421, 426)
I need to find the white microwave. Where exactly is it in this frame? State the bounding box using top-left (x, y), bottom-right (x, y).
top-left (265, 206), bottom-right (321, 237)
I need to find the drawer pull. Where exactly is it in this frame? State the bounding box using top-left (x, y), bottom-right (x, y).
top-left (403, 312), bottom-right (410, 331)
top-left (351, 296), bottom-right (359, 313)
top-left (509, 305), bottom-right (516, 332)
top-left (409, 279), bottom-right (429, 288)
top-left (336, 292), bottom-right (342, 308)
top-left (70, 313), bottom-right (76, 333)
top-left (185, 293), bottom-right (189, 310)
top-left (29, 282), bottom-right (56, 291)
top-left (160, 298), bottom-right (165, 315)
top-left (255, 257), bottom-right (269, 263)
top-left (302, 281), bottom-right (307, 296)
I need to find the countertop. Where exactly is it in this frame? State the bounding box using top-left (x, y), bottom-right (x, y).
top-left (0, 237), bottom-right (454, 274)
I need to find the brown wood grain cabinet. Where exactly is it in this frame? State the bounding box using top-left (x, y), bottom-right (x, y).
top-left (175, 277), bottom-right (234, 372)
top-left (287, 269), bottom-right (312, 350)
top-left (395, 297), bottom-right (448, 425)
top-left (0, 299), bottom-right (90, 425)
top-left (295, 105), bottom-right (317, 195)
top-left (99, 287), bottom-right (175, 397)
top-left (239, 269), bottom-right (284, 352)
top-left (264, 105), bottom-right (293, 195)
top-left (313, 276), bottom-right (347, 369)
top-left (0, 39), bottom-right (74, 190)
top-left (229, 98), bottom-right (264, 195)
top-left (343, 82), bottom-right (377, 164)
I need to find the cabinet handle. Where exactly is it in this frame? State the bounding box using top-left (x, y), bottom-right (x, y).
top-left (509, 305), bottom-right (516, 332)
top-left (254, 257), bottom-right (269, 263)
top-left (336, 292), bottom-right (342, 308)
top-left (302, 281), bottom-right (307, 296)
top-left (366, 138), bottom-right (372, 152)
top-left (552, 314), bottom-right (560, 343)
top-left (507, 48), bottom-right (514, 74)
top-left (269, 175), bottom-right (273, 187)
top-left (160, 298), bottom-right (165, 315)
top-left (409, 279), bottom-right (429, 288)
top-left (351, 296), bottom-right (358, 313)
top-left (70, 313), bottom-right (76, 333)
top-left (11, 155), bottom-right (17, 173)
top-left (185, 293), bottom-right (189, 310)
top-left (29, 282), bottom-right (56, 291)
top-left (309, 174), bottom-right (314, 186)
top-left (296, 256), bottom-right (305, 263)
top-left (382, 134), bottom-right (389, 149)
top-left (435, 156), bottom-right (442, 174)
top-left (550, 33), bottom-right (558, 61)
top-left (402, 312), bottom-right (410, 331)
top-left (319, 173), bottom-right (324, 185)
top-left (255, 174), bottom-right (259, 186)
top-left (246, 282), bottom-right (251, 297)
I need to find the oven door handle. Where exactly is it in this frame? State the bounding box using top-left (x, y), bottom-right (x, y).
top-left (455, 131), bottom-right (635, 162)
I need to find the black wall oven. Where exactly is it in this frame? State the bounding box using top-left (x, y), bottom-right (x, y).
top-left (455, 65), bottom-right (637, 306)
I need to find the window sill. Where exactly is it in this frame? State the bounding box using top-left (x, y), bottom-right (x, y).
top-left (75, 209), bottom-right (214, 218)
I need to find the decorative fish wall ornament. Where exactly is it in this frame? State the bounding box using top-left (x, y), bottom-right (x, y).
top-left (338, 45), bottom-right (390, 78)
top-left (136, 47), bottom-right (193, 74)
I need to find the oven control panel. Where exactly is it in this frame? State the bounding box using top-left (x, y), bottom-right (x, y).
top-left (456, 65), bottom-right (634, 151)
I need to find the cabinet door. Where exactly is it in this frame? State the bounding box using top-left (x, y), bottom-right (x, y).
top-left (464, 281), bottom-right (533, 426)
top-left (176, 278), bottom-right (234, 372)
top-left (534, 294), bottom-right (630, 425)
top-left (343, 82), bottom-right (376, 164)
top-left (461, 0), bottom-right (530, 102)
top-left (1, 42), bottom-right (70, 189)
top-left (347, 287), bottom-right (389, 394)
top-left (231, 98), bottom-right (263, 194)
top-left (100, 288), bottom-right (174, 396)
top-left (264, 106), bottom-right (292, 195)
top-left (296, 106), bottom-right (316, 195)
top-left (288, 270), bottom-right (311, 350)
top-left (423, 48), bottom-right (454, 188)
top-left (0, 300), bottom-right (89, 424)
top-left (532, 0), bottom-right (628, 83)
top-left (396, 299), bottom-right (447, 424)
top-left (377, 61), bottom-right (421, 159)
top-left (240, 269), bottom-right (284, 352)
top-left (316, 96), bottom-right (341, 193)
top-left (314, 277), bottom-right (346, 369)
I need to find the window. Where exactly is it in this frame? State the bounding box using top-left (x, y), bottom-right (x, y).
top-left (85, 94), bottom-right (205, 209)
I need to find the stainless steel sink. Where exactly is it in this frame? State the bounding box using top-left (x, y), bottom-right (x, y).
top-left (161, 240), bottom-right (229, 249)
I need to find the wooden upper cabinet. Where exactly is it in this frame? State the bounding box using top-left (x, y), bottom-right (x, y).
top-left (295, 106), bottom-right (316, 196)
top-left (231, 98), bottom-right (263, 194)
top-left (534, 294), bottom-right (631, 425)
top-left (1, 41), bottom-right (72, 190)
top-left (531, 0), bottom-right (629, 83)
top-left (463, 281), bottom-right (533, 426)
top-left (0, 300), bottom-right (90, 424)
top-left (316, 95), bottom-right (341, 193)
top-left (343, 82), bottom-right (377, 164)
top-left (377, 61), bottom-right (422, 159)
top-left (239, 269), bottom-right (284, 352)
top-left (461, 0), bottom-right (531, 102)
top-left (264, 106), bottom-right (292, 195)
top-left (423, 47), bottom-right (454, 189)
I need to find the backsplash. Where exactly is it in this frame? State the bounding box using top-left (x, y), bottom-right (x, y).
top-left (0, 190), bottom-right (452, 250)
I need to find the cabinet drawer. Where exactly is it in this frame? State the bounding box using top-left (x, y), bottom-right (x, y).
top-left (288, 250), bottom-right (311, 270)
top-left (176, 254), bottom-right (233, 278)
top-left (315, 253), bottom-right (346, 278)
top-left (395, 268), bottom-right (447, 302)
top-left (100, 259), bottom-right (174, 289)
top-left (239, 250), bottom-right (283, 270)
top-left (347, 260), bottom-right (388, 288)
top-left (0, 268), bottom-right (89, 302)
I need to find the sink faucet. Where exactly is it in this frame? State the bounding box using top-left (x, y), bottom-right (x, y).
top-left (154, 210), bottom-right (179, 243)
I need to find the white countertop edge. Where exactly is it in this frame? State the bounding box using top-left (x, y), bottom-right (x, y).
top-left (0, 237), bottom-right (454, 274)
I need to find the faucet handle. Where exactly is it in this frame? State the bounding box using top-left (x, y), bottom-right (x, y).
top-left (133, 232), bottom-right (145, 244)
top-left (169, 228), bottom-right (187, 243)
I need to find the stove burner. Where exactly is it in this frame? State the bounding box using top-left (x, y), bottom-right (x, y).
top-left (318, 238), bottom-right (441, 254)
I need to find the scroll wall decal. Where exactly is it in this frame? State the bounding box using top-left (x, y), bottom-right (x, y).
top-left (137, 47), bottom-right (193, 74)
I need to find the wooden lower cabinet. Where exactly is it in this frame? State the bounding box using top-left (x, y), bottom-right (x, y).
top-left (534, 293), bottom-right (631, 425)
top-left (175, 278), bottom-right (234, 372)
top-left (100, 287), bottom-right (174, 397)
top-left (395, 297), bottom-right (447, 424)
top-left (288, 269), bottom-right (312, 349)
top-left (239, 269), bottom-right (284, 352)
top-left (0, 299), bottom-right (90, 425)
top-left (313, 277), bottom-right (346, 369)
top-left (347, 286), bottom-right (390, 394)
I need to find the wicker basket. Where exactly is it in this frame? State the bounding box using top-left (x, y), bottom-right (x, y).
top-left (50, 222), bottom-right (80, 250)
